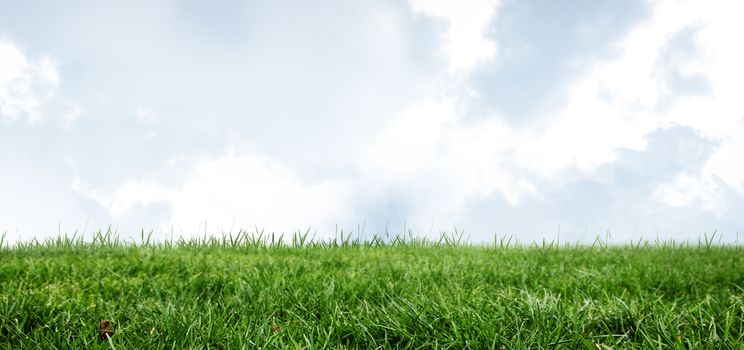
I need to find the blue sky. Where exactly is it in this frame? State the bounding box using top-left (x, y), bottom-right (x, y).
top-left (1, 0), bottom-right (743, 243)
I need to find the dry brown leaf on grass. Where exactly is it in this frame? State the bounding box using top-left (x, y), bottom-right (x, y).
top-left (98, 320), bottom-right (114, 341)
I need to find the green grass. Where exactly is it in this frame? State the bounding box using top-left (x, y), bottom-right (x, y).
top-left (1, 230), bottom-right (743, 349)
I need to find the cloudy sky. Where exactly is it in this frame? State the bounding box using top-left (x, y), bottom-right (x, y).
top-left (1, 0), bottom-right (743, 244)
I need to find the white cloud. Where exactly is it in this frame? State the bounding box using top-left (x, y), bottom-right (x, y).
top-left (0, 39), bottom-right (26, 83)
top-left (359, 97), bottom-right (537, 229)
top-left (81, 97), bottom-right (536, 236)
top-left (648, 0), bottom-right (744, 211)
top-left (169, 152), bottom-right (354, 235)
top-left (75, 150), bottom-right (355, 237)
top-left (512, 0), bottom-right (693, 181)
top-left (0, 37), bottom-right (59, 123)
top-left (135, 105), bottom-right (158, 123)
top-left (508, 0), bottom-right (744, 213)
top-left (72, 176), bottom-right (173, 218)
top-left (5, 0), bottom-right (744, 242)
top-left (654, 173), bottom-right (723, 213)
top-left (61, 102), bottom-right (82, 128)
top-left (656, 138), bottom-right (744, 213)
top-left (408, 0), bottom-right (499, 75)
top-left (366, 0), bottom-right (744, 222)
top-left (704, 140), bottom-right (744, 193)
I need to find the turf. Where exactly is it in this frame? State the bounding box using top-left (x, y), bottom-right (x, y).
top-left (1, 231), bottom-right (743, 349)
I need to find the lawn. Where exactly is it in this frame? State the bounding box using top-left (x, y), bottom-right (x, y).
top-left (1, 231), bottom-right (743, 349)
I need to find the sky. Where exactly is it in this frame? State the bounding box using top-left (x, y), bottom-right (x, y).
top-left (1, 0), bottom-right (743, 244)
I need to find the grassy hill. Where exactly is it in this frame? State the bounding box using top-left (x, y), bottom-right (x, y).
top-left (1, 231), bottom-right (743, 349)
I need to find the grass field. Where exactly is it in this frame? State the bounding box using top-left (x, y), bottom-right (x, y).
top-left (1, 230), bottom-right (743, 349)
